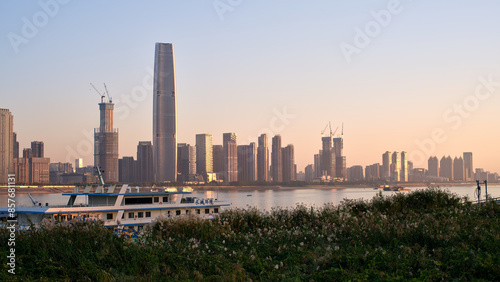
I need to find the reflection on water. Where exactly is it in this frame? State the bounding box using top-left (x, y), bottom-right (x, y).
top-left (2, 185), bottom-right (498, 211)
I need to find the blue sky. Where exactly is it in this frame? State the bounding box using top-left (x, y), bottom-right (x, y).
top-left (1, 0), bottom-right (500, 173)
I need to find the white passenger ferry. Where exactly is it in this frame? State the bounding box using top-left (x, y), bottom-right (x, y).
top-left (0, 169), bottom-right (230, 230)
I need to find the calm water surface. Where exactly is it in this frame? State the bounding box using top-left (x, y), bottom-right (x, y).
top-left (2, 185), bottom-right (498, 211)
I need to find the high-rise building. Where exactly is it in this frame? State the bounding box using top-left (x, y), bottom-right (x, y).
top-left (223, 133), bottom-right (238, 182)
top-left (400, 151), bottom-right (408, 182)
top-left (196, 134), bottom-right (213, 179)
top-left (439, 156), bottom-right (453, 181)
top-left (137, 141), bottom-right (154, 183)
top-left (463, 152), bottom-right (473, 181)
top-left (31, 141), bottom-right (44, 158)
top-left (13, 132), bottom-right (19, 159)
top-left (49, 162), bottom-right (73, 184)
top-left (305, 164), bottom-right (314, 182)
top-left (365, 163), bottom-right (381, 181)
top-left (282, 144), bottom-right (295, 182)
top-left (271, 135), bottom-right (282, 182)
top-left (333, 136), bottom-right (346, 179)
top-left (75, 158), bottom-right (83, 172)
top-left (382, 151), bottom-right (391, 179)
top-left (212, 145), bottom-right (223, 173)
top-left (428, 156), bottom-right (439, 177)
top-left (13, 145), bottom-right (50, 184)
top-left (257, 134), bottom-right (269, 182)
top-left (237, 143), bottom-right (257, 182)
top-left (453, 156), bottom-right (464, 181)
top-left (153, 42), bottom-right (177, 183)
top-left (391, 151), bottom-right (400, 181)
top-left (321, 136), bottom-right (335, 178)
top-left (119, 156), bottom-right (136, 183)
top-left (347, 165), bottom-right (364, 181)
top-left (177, 143), bottom-right (196, 182)
top-left (314, 153), bottom-right (322, 178)
top-left (0, 109), bottom-right (13, 184)
top-left (94, 99), bottom-right (119, 183)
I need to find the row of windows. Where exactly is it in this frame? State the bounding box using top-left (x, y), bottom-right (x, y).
top-left (113, 208), bottom-right (220, 220)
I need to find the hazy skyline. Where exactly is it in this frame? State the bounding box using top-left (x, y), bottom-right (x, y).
top-left (1, 1), bottom-right (500, 173)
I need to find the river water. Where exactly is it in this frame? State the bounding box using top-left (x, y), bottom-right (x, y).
top-left (2, 185), bottom-right (498, 211)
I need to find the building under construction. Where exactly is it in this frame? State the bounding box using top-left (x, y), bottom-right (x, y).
top-left (317, 122), bottom-right (346, 181)
top-left (93, 86), bottom-right (119, 183)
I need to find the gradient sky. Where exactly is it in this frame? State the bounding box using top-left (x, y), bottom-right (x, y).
top-left (1, 0), bottom-right (500, 174)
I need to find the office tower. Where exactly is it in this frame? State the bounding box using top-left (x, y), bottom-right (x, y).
top-left (321, 136), bottom-right (335, 178)
top-left (119, 156), bottom-right (136, 183)
top-left (333, 136), bottom-right (346, 179)
top-left (382, 151), bottom-right (391, 179)
top-left (237, 143), bottom-right (257, 182)
top-left (137, 141), bottom-right (154, 183)
top-left (31, 141), bottom-right (44, 158)
top-left (223, 133), bottom-right (238, 182)
top-left (365, 163), bottom-right (381, 181)
top-left (75, 158), bottom-right (83, 172)
top-left (463, 152), bottom-right (473, 181)
top-left (390, 151), bottom-right (400, 181)
top-left (271, 135), bottom-right (282, 182)
top-left (13, 132), bottom-right (18, 159)
top-left (177, 143), bottom-right (196, 182)
top-left (428, 156), bottom-right (439, 177)
top-left (257, 134), bottom-right (269, 182)
top-left (439, 156), bottom-right (453, 181)
top-left (453, 156), bottom-right (464, 181)
top-left (0, 109), bottom-right (13, 184)
top-left (94, 98), bottom-right (119, 183)
top-left (400, 151), bottom-right (408, 182)
top-left (13, 146), bottom-right (49, 184)
top-left (305, 164), bottom-right (314, 182)
top-left (347, 165), bottom-right (364, 181)
top-left (153, 42), bottom-right (177, 183)
top-left (49, 162), bottom-right (73, 184)
top-left (407, 161), bottom-right (413, 174)
top-left (196, 134), bottom-right (213, 180)
top-left (212, 145), bottom-right (223, 173)
top-left (314, 153), bottom-right (321, 178)
top-left (282, 144), bottom-right (295, 182)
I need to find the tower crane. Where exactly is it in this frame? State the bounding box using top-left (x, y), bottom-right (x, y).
top-left (321, 123), bottom-right (329, 137)
top-left (90, 83), bottom-right (105, 103)
top-left (103, 83), bottom-right (112, 103)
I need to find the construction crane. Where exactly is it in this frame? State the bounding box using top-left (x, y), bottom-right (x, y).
top-left (103, 83), bottom-right (112, 103)
top-left (90, 83), bottom-right (105, 103)
top-left (321, 123), bottom-right (329, 137)
top-left (332, 126), bottom-right (339, 137)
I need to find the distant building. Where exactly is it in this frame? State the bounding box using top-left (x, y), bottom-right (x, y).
top-left (390, 151), bottom-right (400, 181)
top-left (382, 151), bottom-right (391, 179)
top-left (282, 144), bottom-right (295, 182)
top-left (49, 162), bottom-right (74, 184)
top-left (119, 156), bottom-right (136, 183)
top-left (75, 158), bottom-right (83, 172)
top-left (223, 133), bottom-right (238, 182)
top-left (365, 163), bottom-right (381, 181)
top-left (463, 152), bottom-right (473, 181)
top-left (400, 151), bottom-right (408, 182)
top-left (196, 134), bottom-right (213, 181)
top-left (410, 168), bottom-right (426, 182)
top-left (453, 156), bottom-right (464, 181)
top-left (237, 143), bottom-right (257, 182)
top-left (94, 99), bottom-right (119, 183)
top-left (271, 135), bottom-right (282, 182)
top-left (314, 153), bottom-right (322, 178)
top-left (212, 144), bottom-right (223, 173)
top-left (439, 156), bottom-right (453, 181)
top-left (333, 136), bottom-right (346, 179)
top-left (137, 141), bottom-right (154, 184)
top-left (13, 154), bottom-right (50, 184)
top-left (31, 141), bottom-right (44, 158)
top-left (257, 134), bottom-right (269, 182)
top-left (305, 164), bottom-right (314, 182)
top-left (321, 136), bottom-right (335, 178)
top-left (177, 143), bottom-right (196, 182)
top-left (428, 156), bottom-right (439, 177)
top-left (13, 132), bottom-right (19, 159)
top-left (0, 109), bottom-right (13, 184)
top-left (347, 165), bottom-right (364, 181)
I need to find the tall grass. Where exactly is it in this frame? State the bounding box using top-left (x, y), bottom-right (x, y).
top-left (1, 188), bottom-right (498, 280)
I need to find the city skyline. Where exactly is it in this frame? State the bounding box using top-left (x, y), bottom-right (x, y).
top-left (2, 1), bottom-right (500, 174)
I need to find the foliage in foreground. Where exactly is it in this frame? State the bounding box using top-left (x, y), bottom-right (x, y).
top-left (1, 188), bottom-right (499, 281)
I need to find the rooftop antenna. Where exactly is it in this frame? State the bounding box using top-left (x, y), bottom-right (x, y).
top-left (90, 83), bottom-right (105, 103)
top-left (103, 83), bottom-right (112, 103)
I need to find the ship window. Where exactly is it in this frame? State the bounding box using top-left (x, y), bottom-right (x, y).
top-left (205, 209), bottom-right (210, 214)
top-left (138, 212), bottom-right (144, 218)
top-left (107, 213), bottom-right (113, 220)
top-left (163, 196), bottom-right (168, 202)
top-left (128, 212), bottom-right (134, 218)
top-left (176, 210), bottom-right (181, 216)
top-left (154, 197), bottom-right (159, 203)
top-left (186, 210), bottom-right (190, 214)
top-left (146, 211), bottom-right (151, 217)
top-left (196, 209), bottom-right (200, 214)
top-left (122, 213), bottom-right (124, 219)
top-left (125, 197), bottom-right (152, 205)
top-left (214, 208), bottom-right (219, 214)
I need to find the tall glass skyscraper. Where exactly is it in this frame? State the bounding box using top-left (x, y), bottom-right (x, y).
top-left (153, 43), bottom-right (177, 182)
